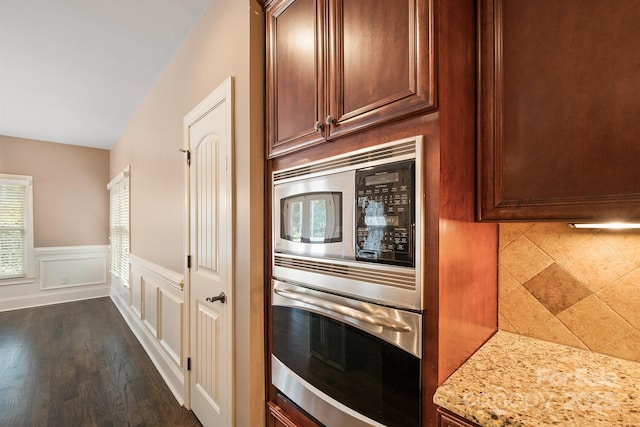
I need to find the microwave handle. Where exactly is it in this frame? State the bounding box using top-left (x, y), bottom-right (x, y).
top-left (274, 288), bottom-right (412, 333)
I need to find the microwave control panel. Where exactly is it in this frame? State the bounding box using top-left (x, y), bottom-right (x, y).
top-left (355, 160), bottom-right (414, 267)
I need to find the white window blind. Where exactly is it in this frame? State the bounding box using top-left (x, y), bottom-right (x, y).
top-left (108, 168), bottom-right (130, 286)
top-left (0, 174), bottom-right (33, 280)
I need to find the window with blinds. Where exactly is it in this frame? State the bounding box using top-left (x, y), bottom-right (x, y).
top-left (108, 168), bottom-right (130, 287)
top-left (0, 174), bottom-right (34, 281)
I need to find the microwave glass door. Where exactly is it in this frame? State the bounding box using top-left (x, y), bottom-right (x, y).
top-left (281, 192), bottom-right (342, 243)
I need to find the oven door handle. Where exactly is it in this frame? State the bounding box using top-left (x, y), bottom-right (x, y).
top-left (274, 288), bottom-right (412, 332)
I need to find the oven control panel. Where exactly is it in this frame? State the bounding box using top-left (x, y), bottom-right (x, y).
top-left (355, 160), bottom-right (414, 267)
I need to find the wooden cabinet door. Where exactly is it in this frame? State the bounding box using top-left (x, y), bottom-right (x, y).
top-left (266, 0), bottom-right (326, 158)
top-left (267, 404), bottom-right (297, 427)
top-left (478, 0), bottom-right (640, 221)
top-left (437, 408), bottom-right (480, 427)
top-left (325, 0), bottom-right (435, 139)
top-left (267, 401), bottom-right (318, 427)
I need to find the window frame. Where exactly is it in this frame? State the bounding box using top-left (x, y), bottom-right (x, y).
top-left (0, 173), bottom-right (35, 285)
top-left (107, 166), bottom-right (130, 288)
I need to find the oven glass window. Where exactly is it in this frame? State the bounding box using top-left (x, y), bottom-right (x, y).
top-left (272, 306), bottom-right (421, 426)
top-left (281, 192), bottom-right (342, 243)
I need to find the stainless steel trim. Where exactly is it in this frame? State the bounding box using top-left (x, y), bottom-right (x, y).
top-left (272, 280), bottom-right (422, 358)
top-left (273, 136), bottom-right (421, 183)
top-left (272, 252), bottom-right (421, 310)
top-left (273, 253), bottom-right (416, 289)
top-left (272, 355), bottom-right (386, 427)
top-left (274, 287), bottom-right (412, 332)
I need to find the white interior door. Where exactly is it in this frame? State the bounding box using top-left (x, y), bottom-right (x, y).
top-left (185, 77), bottom-right (234, 427)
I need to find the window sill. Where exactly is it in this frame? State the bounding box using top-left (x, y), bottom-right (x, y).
top-left (0, 276), bottom-right (36, 287)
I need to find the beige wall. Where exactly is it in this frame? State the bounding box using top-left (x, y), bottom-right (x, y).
top-left (499, 223), bottom-right (640, 363)
top-left (0, 135), bottom-right (109, 247)
top-left (109, 0), bottom-right (265, 425)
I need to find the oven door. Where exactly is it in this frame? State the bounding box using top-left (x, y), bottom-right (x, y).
top-left (271, 280), bottom-right (422, 427)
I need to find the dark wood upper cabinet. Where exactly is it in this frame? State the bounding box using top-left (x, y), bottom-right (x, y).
top-left (326, 0), bottom-right (435, 139)
top-left (478, 0), bottom-right (640, 221)
top-left (266, 0), bottom-right (325, 158)
top-left (266, 0), bottom-right (435, 158)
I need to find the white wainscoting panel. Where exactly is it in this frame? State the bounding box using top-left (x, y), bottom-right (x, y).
top-left (142, 277), bottom-right (159, 337)
top-left (110, 254), bottom-right (186, 405)
top-left (130, 269), bottom-right (143, 319)
top-left (38, 246), bottom-right (108, 290)
top-left (0, 246), bottom-right (109, 312)
top-left (160, 288), bottom-right (184, 366)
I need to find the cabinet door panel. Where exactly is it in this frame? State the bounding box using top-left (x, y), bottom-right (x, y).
top-left (267, 403), bottom-right (297, 427)
top-left (341, 0), bottom-right (410, 114)
top-left (478, 0), bottom-right (640, 220)
top-left (267, 0), bottom-right (325, 158)
top-left (267, 401), bottom-right (319, 427)
top-left (437, 408), bottom-right (480, 427)
top-left (327, 0), bottom-right (434, 139)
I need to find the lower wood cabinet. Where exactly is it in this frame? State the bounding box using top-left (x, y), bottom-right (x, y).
top-left (267, 402), bottom-right (298, 427)
top-left (437, 408), bottom-right (480, 427)
top-left (268, 401), bottom-right (321, 427)
top-left (269, 402), bottom-right (483, 427)
top-left (268, 402), bottom-right (482, 427)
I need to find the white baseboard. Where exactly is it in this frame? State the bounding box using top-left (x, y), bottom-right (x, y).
top-left (0, 286), bottom-right (109, 312)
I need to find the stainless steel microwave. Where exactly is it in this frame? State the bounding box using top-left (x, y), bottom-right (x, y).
top-left (272, 136), bottom-right (423, 311)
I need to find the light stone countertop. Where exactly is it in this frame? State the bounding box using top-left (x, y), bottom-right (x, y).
top-left (433, 331), bottom-right (640, 427)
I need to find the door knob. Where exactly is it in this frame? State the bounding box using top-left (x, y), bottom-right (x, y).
top-left (314, 120), bottom-right (323, 132)
top-left (206, 292), bottom-right (226, 304)
top-left (325, 115), bottom-right (335, 126)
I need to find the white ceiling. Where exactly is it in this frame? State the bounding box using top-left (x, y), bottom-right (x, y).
top-left (0, 0), bottom-right (210, 150)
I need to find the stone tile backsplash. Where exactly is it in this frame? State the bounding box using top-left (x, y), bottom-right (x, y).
top-left (499, 223), bottom-right (640, 363)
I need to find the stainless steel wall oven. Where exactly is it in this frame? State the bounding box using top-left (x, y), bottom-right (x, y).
top-left (271, 137), bottom-right (424, 426)
top-left (272, 281), bottom-right (422, 426)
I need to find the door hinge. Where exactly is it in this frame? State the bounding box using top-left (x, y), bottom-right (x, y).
top-left (179, 149), bottom-right (191, 166)
top-left (187, 357), bottom-right (191, 371)
top-left (187, 255), bottom-right (191, 269)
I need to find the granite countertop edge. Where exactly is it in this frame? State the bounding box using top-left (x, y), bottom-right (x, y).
top-left (433, 331), bottom-right (640, 427)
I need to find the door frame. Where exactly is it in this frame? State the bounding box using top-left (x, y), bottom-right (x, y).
top-left (182, 76), bottom-right (235, 418)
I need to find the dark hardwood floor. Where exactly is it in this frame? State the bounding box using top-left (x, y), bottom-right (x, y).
top-left (0, 297), bottom-right (202, 427)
